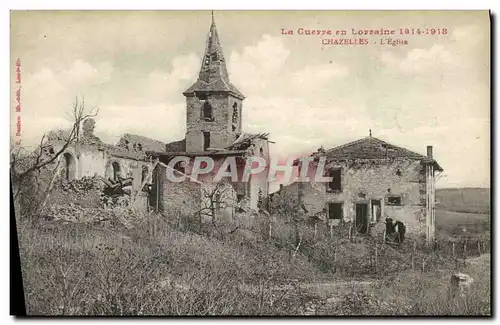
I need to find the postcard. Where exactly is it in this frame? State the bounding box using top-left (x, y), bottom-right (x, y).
top-left (10, 10), bottom-right (491, 316)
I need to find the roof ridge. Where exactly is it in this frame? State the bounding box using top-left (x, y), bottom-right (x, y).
top-left (323, 136), bottom-right (428, 160)
top-left (325, 136), bottom-right (371, 154)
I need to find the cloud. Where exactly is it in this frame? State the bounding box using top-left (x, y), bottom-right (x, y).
top-left (67, 60), bottom-right (98, 81)
top-left (229, 34), bottom-right (348, 97)
top-left (17, 59), bottom-right (114, 144)
top-left (452, 25), bottom-right (487, 43)
top-left (12, 14), bottom-right (489, 189)
top-left (229, 34), bottom-right (290, 95)
top-left (147, 53), bottom-right (200, 98)
top-left (95, 103), bottom-right (186, 145)
top-left (243, 95), bottom-right (371, 159)
top-left (291, 63), bottom-right (349, 90)
top-left (380, 45), bottom-right (459, 74)
top-left (17, 55), bottom-right (196, 145)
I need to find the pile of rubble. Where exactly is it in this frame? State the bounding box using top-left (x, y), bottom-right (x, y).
top-left (45, 175), bottom-right (137, 224)
top-left (100, 177), bottom-right (133, 208)
top-left (60, 176), bottom-right (105, 193)
top-left (45, 203), bottom-right (111, 223)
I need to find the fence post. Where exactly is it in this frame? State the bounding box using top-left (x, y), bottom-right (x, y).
top-left (153, 217), bottom-right (157, 237)
top-left (411, 240), bottom-right (416, 270)
top-left (314, 222), bottom-right (317, 240)
top-left (374, 246), bottom-right (378, 273)
top-left (452, 242), bottom-right (455, 259)
top-left (478, 241), bottom-right (481, 255)
top-left (463, 240), bottom-right (467, 266)
top-left (333, 248), bottom-right (337, 274)
top-left (422, 258), bottom-right (425, 273)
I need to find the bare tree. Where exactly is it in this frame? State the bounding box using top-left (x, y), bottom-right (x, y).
top-left (194, 181), bottom-right (240, 239)
top-left (10, 96), bottom-right (99, 219)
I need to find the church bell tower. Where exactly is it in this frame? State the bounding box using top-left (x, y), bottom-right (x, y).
top-left (182, 12), bottom-right (245, 152)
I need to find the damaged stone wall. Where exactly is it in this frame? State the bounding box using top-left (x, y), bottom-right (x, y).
top-left (49, 139), bottom-right (154, 213)
top-left (246, 138), bottom-right (271, 211)
top-left (162, 178), bottom-right (202, 216)
top-left (297, 158), bottom-right (427, 236)
top-left (104, 156), bottom-right (152, 191)
top-left (49, 142), bottom-right (106, 180)
top-left (160, 176), bottom-right (237, 220)
top-left (185, 94), bottom-right (242, 152)
top-left (158, 155), bottom-right (256, 221)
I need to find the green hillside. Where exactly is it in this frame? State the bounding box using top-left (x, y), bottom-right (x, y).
top-left (436, 187), bottom-right (490, 214)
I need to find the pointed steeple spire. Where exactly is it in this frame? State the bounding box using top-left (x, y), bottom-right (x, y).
top-left (198, 11), bottom-right (229, 83)
top-left (183, 11), bottom-right (244, 99)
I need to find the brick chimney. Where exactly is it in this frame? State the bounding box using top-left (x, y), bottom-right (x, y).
top-left (427, 145), bottom-right (433, 159)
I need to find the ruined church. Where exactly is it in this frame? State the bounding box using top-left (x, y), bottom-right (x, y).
top-left (48, 14), bottom-right (270, 219)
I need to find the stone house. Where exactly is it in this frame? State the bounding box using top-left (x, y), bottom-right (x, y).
top-left (273, 135), bottom-right (443, 243)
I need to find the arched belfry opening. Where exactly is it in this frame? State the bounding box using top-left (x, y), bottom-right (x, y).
top-left (63, 152), bottom-right (77, 181)
top-left (232, 102), bottom-right (238, 131)
top-left (203, 101), bottom-right (213, 119)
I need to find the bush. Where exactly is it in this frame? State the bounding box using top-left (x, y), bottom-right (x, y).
top-left (17, 213), bottom-right (320, 315)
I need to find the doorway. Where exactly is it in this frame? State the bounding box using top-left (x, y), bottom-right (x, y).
top-left (371, 199), bottom-right (381, 223)
top-left (355, 203), bottom-right (368, 234)
top-left (63, 153), bottom-right (76, 181)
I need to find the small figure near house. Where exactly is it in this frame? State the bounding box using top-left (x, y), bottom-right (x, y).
top-left (385, 218), bottom-right (406, 244)
top-left (385, 217), bottom-right (396, 242)
top-left (394, 220), bottom-right (406, 243)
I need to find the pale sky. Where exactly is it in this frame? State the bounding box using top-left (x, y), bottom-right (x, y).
top-left (10, 10), bottom-right (490, 188)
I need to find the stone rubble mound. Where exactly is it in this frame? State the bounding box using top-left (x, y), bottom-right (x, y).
top-left (45, 175), bottom-right (133, 224)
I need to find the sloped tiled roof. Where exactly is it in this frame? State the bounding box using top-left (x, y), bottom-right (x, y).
top-left (183, 79), bottom-right (245, 99)
top-left (314, 136), bottom-right (443, 171)
top-left (323, 136), bottom-right (426, 160)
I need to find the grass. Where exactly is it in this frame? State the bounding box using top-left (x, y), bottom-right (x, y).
top-left (436, 210), bottom-right (490, 240)
top-left (14, 178), bottom-right (491, 316)
top-left (17, 210), bottom-right (491, 316)
top-left (17, 215), bottom-right (321, 315)
top-left (369, 254), bottom-right (491, 316)
top-left (304, 252), bottom-right (491, 316)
